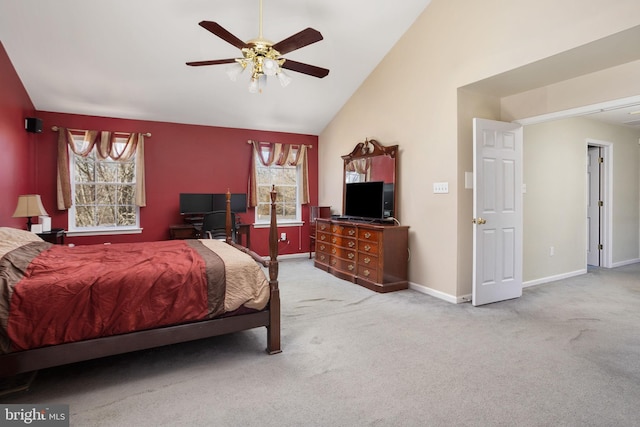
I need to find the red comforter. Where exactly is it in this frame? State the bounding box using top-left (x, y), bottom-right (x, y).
top-left (0, 240), bottom-right (227, 353)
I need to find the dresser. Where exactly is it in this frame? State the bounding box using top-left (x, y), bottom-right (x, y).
top-left (314, 218), bottom-right (409, 293)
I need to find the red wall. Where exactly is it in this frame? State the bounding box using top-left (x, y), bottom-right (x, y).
top-left (0, 42), bottom-right (36, 228)
top-left (33, 112), bottom-right (319, 256)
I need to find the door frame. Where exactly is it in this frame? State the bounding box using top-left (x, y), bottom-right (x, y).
top-left (586, 139), bottom-right (613, 268)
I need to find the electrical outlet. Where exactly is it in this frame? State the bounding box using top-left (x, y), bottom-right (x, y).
top-left (280, 232), bottom-right (287, 241)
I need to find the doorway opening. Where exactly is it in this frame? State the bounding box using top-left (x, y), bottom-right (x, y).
top-left (586, 139), bottom-right (613, 268)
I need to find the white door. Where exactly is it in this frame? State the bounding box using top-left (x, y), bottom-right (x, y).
top-left (586, 146), bottom-right (601, 266)
top-left (472, 118), bottom-right (523, 306)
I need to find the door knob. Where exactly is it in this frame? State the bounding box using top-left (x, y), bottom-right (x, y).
top-left (472, 218), bottom-right (487, 224)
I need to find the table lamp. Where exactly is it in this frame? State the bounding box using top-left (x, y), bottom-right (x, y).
top-left (12, 194), bottom-right (49, 230)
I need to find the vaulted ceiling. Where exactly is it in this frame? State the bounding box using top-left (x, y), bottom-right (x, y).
top-left (0, 0), bottom-right (432, 135)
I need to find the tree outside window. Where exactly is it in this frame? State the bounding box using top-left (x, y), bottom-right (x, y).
top-left (69, 136), bottom-right (139, 230)
top-left (255, 150), bottom-right (299, 223)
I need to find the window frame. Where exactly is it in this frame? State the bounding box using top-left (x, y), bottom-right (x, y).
top-left (67, 135), bottom-right (142, 236)
top-left (253, 148), bottom-right (303, 227)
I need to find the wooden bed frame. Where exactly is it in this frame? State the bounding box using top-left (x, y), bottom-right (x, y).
top-left (0, 189), bottom-right (281, 379)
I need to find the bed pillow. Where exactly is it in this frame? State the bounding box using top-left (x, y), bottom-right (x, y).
top-left (0, 227), bottom-right (44, 243)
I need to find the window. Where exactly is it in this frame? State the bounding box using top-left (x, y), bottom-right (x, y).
top-left (68, 135), bottom-right (140, 233)
top-left (254, 147), bottom-right (301, 224)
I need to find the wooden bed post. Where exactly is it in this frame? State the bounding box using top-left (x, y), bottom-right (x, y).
top-left (267, 185), bottom-right (281, 354)
top-left (225, 190), bottom-right (233, 244)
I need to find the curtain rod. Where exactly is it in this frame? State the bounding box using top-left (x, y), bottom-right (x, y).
top-left (51, 126), bottom-right (151, 138)
top-left (247, 140), bottom-right (312, 148)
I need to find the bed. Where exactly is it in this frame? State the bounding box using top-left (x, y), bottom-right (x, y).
top-left (0, 190), bottom-right (281, 380)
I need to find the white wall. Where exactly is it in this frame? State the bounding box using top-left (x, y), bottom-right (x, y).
top-left (522, 117), bottom-right (640, 283)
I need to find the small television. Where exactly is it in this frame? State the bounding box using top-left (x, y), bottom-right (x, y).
top-left (344, 181), bottom-right (385, 220)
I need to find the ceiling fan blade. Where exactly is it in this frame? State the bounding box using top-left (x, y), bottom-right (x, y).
top-left (272, 28), bottom-right (323, 55)
top-left (186, 58), bottom-right (237, 67)
top-left (199, 21), bottom-right (247, 50)
top-left (281, 59), bottom-right (329, 78)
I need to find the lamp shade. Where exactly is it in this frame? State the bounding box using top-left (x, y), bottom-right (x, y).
top-left (13, 194), bottom-right (48, 218)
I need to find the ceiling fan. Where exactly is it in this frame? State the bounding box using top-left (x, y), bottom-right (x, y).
top-left (186, 0), bottom-right (329, 92)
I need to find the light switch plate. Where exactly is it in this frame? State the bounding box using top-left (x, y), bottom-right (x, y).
top-left (433, 182), bottom-right (449, 194)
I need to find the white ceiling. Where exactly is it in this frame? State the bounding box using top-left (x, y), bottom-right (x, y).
top-left (0, 0), bottom-right (432, 135)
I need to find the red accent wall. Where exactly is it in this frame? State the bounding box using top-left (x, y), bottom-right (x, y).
top-left (0, 42), bottom-right (36, 228)
top-left (33, 111), bottom-right (319, 256)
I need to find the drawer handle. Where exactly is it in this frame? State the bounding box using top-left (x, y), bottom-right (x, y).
top-left (320, 245), bottom-right (325, 251)
top-left (331, 259), bottom-right (337, 266)
top-left (348, 241), bottom-right (355, 248)
top-left (332, 248), bottom-right (337, 254)
top-left (348, 229), bottom-right (355, 235)
top-left (332, 237), bottom-right (337, 243)
top-left (348, 253), bottom-right (354, 259)
top-left (320, 255), bottom-right (326, 261)
top-left (364, 257), bottom-right (371, 264)
top-left (348, 264), bottom-right (354, 271)
top-left (364, 232), bottom-right (371, 239)
top-left (364, 244), bottom-right (371, 252)
top-left (363, 269), bottom-right (370, 277)
top-left (320, 224), bottom-right (327, 230)
top-left (332, 226), bottom-right (337, 232)
top-left (320, 235), bottom-right (326, 241)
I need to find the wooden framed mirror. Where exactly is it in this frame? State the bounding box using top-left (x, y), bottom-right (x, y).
top-left (342, 139), bottom-right (399, 221)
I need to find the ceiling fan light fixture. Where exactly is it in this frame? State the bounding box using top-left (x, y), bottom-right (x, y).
top-left (249, 74), bottom-right (267, 94)
top-left (226, 61), bottom-right (246, 82)
top-left (248, 78), bottom-right (259, 94)
top-left (277, 69), bottom-right (292, 87)
top-left (262, 58), bottom-right (279, 76)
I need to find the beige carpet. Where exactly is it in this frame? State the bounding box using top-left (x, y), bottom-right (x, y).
top-left (2, 259), bottom-right (640, 426)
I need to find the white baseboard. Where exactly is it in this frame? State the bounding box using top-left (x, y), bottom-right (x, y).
top-left (277, 253), bottom-right (311, 261)
top-left (523, 269), bottom-right (587, 288)
top-left (408, 260), bottom-right (639, 304)
top-left (611, 258), bottom-right (640, 268)
top-left (408, 282), bottom-right (466, 304)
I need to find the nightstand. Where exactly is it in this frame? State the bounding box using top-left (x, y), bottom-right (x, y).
top-left (37, 228), bottom-right (65, 245)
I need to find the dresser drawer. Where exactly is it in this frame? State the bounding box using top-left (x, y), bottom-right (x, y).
top-left (357, 264), bottom-right (379, 283)
top-left (317, 231), bottom-right (331, 244)
top-left (316, 252), bottom-right (330, 264)
top-left (358, 253), bottom-right (379, 268)
top-left (316, 241), bottom-right (331, 255)
top-left (358, 240), bottom-right (379, 255)
top-left (331, 257), bottom-right (356, 274)
top-left (332, 224), bottom-right (357, 237)
top-left (358, 228), bottom-right (381, 242)
top-left (317, 221), bottom-right (331, 233)
top-left (331, 246), bottom-right (356, 261)
top-left (331, 235), bottom-right (356, 249)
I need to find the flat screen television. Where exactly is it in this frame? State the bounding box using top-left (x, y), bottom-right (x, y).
top-left (344, 181), bottom-right (384, 220)
top-left (179, 193), bottom-right (214, 215)
top-left (227, 193), bottom-right (247, 213)
top-left (180, 193), bottom-right (247, 214)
